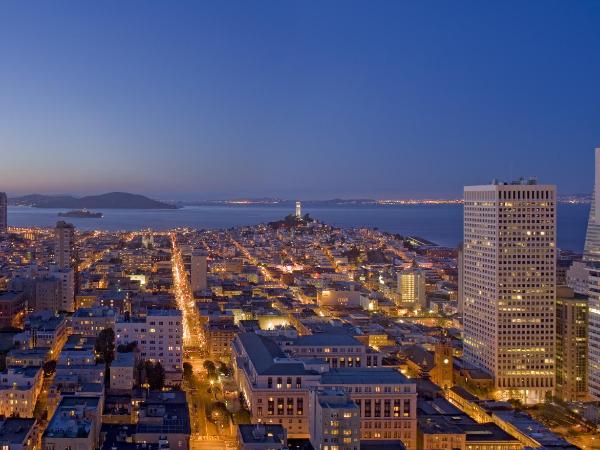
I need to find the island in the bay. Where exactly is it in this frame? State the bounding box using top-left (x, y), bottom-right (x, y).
top-left (9, 192), bottom-right (178, 209)
top-left (58, 209), bottom-right (104, 218)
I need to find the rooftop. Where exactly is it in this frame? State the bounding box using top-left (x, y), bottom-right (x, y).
top-left (320, 368), bottom-right (412, 385)
top-left (0, 418), bottom-right (36, 444)
top-left (493, 410), bottom-right (575, 447)
top-left (0, 291), bottom-right (24, 303)
top-left (237, 332), bottom-right (313, 376)
top-left (147, 308), bottom-right (181, 317)
top-left (112, 351), bottom-right (135, 367)
top-left (73, 307), bottom-right (116, 318)
top-left (238, 424), bottom-right (286, 444)
top-left (44, 396), bottom-right (100, 439)
top-left (291, 333), bottom-right (362, 347)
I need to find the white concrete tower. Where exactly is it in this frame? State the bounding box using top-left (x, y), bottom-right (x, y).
top-left (295, 201), bottom-right (302, 219)
top-left (463, 179), bottom-right (556, 404)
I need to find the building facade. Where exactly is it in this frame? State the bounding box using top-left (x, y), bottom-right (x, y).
top-left (457, 242), bottom-right (464, 315)
top-left (191, 249), bottom-right (208, 294)
top-left (55, 220), bottom-right (75, 269)
top-left (49, 266), bottom-right (75, 312)
top-left (556, 286), bottom-right (588, 402)
top-left (115, 309), bottom-right (183, 377)
top-left (397, 269), bottom-right (426, 309)
top-left (585, 148), bottom-right (600, 399)
top-left (0, 291), bottom-right (26, 328)
top-left (72, 306), bottom-right (116, 336)
top-left (463, 180), bottom-right (556, 404)
top-left (309, 389), bottom-right (360, 450)
top-left (0, 367), bottom-right (43, 418)
top-left (233, 332), bottom-right (417, 449)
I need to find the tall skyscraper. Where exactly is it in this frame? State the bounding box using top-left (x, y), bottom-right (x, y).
top-left (463, 179), bottom-right (556, 404)
top-left (0, 192), bottom-right (7, 233)
top-left (584, 148), bottom-right (600, 399)
top-left (295, 201), bottom-right (302, 218)
top-left (457, 242), bottom-right (464, 316)
top-left (191, 249), bottom-right (207, 294)
top-left (55, 221), bottom-right (75, 269)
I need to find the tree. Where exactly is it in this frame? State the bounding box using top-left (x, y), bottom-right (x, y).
top-left (95, 328), bottom-right (115, 365)
top-left (218, 362), bottom-right (231, 377)
top-left (136, 360), bottom-right (146, 386)
top-left (234, 408), bottom-right (251, 425)
top-left (183, 362), bottom-right (193, 378)
top-left (208, 401), bottom-right (229, 423)
top-left (145, 361), bottom-right (166, 390)
top-left (43, 360), bottom-right (57, 376)
top-left (203, 360), bottom-right (216, 375)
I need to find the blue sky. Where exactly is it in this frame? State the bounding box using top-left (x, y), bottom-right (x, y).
top-left (1, 1), bottom-right (599, 199)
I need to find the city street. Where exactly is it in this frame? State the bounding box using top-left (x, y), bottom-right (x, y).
top-left (171, 232), bottom-right (233, 449)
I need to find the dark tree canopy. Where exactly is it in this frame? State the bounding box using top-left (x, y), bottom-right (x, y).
top-left (95, 328), bottom-right (115, 365)
top-left (144, 361), bottom-right (166, 390)
top-left (203, 360), bottom-right (216, 374)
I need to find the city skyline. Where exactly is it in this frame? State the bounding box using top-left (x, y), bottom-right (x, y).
top-left (1, 1), bottom-right (600, 199)
top-left (2, 2), bottom-right (600, 448)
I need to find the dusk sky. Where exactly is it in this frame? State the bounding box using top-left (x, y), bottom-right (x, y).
top-left (1, 1), bottom-right (599, 200)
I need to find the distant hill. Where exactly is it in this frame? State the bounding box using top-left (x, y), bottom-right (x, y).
top-left (10, 192), bottom-right (178, 209)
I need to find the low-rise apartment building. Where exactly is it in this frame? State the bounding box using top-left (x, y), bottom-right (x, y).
top-left (0, 367), bottom-right (43, 418)
top-left (115, 309), bottom-right (183, 383)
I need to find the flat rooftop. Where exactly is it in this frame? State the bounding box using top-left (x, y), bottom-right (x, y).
top-left (0, 291), bottom-right (23, 302)
top-left (0, 418), bottom-right (36, 444)
top-left (147, 309), bottom-right (181, 317)
top-left (320, 368), bottom-right (412, 385)
top-left (238, 424), bottom-right (286, 444)
top-left (291, 333), bottom-right (362, 347)
top-left (112, 351), bottom-right (135, 367)
top-left (44, 396), bottom-right (100, 439)
top-left (73, 307), bottom-right (116, 318)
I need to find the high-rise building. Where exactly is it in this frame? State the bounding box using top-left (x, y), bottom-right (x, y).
top-left (0, 192), bottom-right (7, 233)
top-left (555, 286), bottom-right (588, 402)
top-left (457, 242), bottom-right (464, 316)
top-left (295, 201), bottom-right (302, 218)
top-left (463, 179), bottom-right (556, 404)
top-left (585, 148), bottom-right (600, 399)
top-left (55, 221), bottom-right (75, 269)
top-left (191, 249), bottom-right (207, 294)
top-left (397, 268), bottom-right (426, 309)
